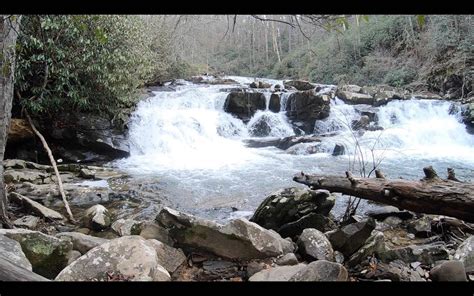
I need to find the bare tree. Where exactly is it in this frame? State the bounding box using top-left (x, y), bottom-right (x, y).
top-left (0, 15), bottom-right (21, 228)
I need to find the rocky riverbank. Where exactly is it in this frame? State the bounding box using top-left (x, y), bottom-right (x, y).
top-left (1, 159), bottom-right (473, 281)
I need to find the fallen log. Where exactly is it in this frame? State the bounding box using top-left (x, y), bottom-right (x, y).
top-left (0, 256), bottom-right (49, 281)
top-left (293, 167), bottom-right (474, 223)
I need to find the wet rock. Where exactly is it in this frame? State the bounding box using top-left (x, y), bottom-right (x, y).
top-left (430, 260), bottom-right (467, 281)
top-left (111, 219), bottom-right (142, 236)
top-left (269, 93), bottom-right (280, 112)
top-left (13, 215), bottom-right (40, 229)
top-left (326, 218), bottom-right (376, 257)
top-left (297, 228), bottom-right (334, 262)
top-left (156, 207), bottom-right (294, 260)
top-left (147, 239), bottom-right (186, 273)
top-left (347, 231), bottom-right (386, 267)
top-left (249, 264), bottom-right (307, 281)
top-left (351, 115), bottom-right (370, 130)
top-left (139, 221), bottom-right (173, 246)
top-left (9, 192), bottom-right (64, 221)
top-left (66, 250), bottom-right (82, 265)
top-left (55, 232), bottom-right (108, 254)
top-left (275, 135), bottom-right (321, 150)
top-left (55, 236), bottom-right (170, 281)
top-left (0, 229), bottom-right (72, 278)
top-left (250, 188), bottom-right (335, 237)
top-left (336, 88), bottom-right (374, 105)
top-left (275, 253), bottom-right (299, 266)
top-left (332, 144), bottom-right (345, 156)
top-left (248, 114), bottom-right (272, 137)
top-left (454, 236), bottom-right (474, 273)
top-left (283, 80), bottom-right (315, 91)
top-left (361, 85), bottom-right (407, 106)
top-left (3, 169), bottom-right (49, 184)
top-left (250, 81), bottom-right (271, 89)
top-left (407, 216), bottom-right (434, 238)
top-left (285, 90), bottom-right (331, 133)
top-left (379, 243), bottom-right (449, 265)
top-left (289, 260), bottom-right (348, 281)
top-left (366, 206), bottom-right (414, 221)
top-left (224, 91), bottom-right (266, 122)
top-left (0, 234), bottom-right (33, 271)
top-left (83, 205), bottom-right (111, 231)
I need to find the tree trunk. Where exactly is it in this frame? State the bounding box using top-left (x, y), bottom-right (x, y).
top-left (0, 256), bottom-right (49, 281)
top-left (0, 15), bottom-right (21, 228)
top-left (293, 167), bottom-right (474, 223)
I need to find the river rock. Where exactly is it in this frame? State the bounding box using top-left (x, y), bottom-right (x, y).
top-left (66, 250), bottom-right (82, 265)
top-left (0, 234), bottom-right (33, 271)
top-left (347, 231), bottom-right (386, 267)
top-left (366, 206), bottom-right (414, 221)
top-left (248, 114), bottom-right (273, 137)
top-left (146, 239), bottom-right (186, 273)
top-left (336, 86), bottom-right (374, 105)
top-left (250, 81), bottom-right (271, 89)
top-left (9, 192), bottom-right (64, 221)
top-left (13, 215), bottom-right (40, 229)
top-left (156, 207), bottom-right (294, 259)
top-left (83, 204), bottom-right (111, 231)
top-left (55, 236), bottom-right (170, 281)
top-left (412, 91), bottom-right (443, 100)
top-left (0, 229), bottom-right (72, 278)
top-left (139, 221), bottom-right (173, 246)
top-left (351, 115), bottom-right (370, 130)
top-left (3, 169), bottom-right (50, 184)
top-left (285, 90), bottom-right (331, 133)
top-left (326, 218), bottom-right (376, 257)
top-left (269, 93), bottom-right (280, 112)
top-left (249, 264), bottom-right (307, 281)
top-left (297, 228), bottom-right (334, 261)
top-left (250, 188), bottom-right (335, 237)
top-left (430, 260), bottom-right (467, 281)
top-left (275, 253), bottom-right (299, 266)
top-left (289, 260), bottom-right (348, 281)
top-left (332, 144), bottom-right (345, 156)
top-left (361, 85), bottom-right (407, 106)
top-left (454, 236), bottom-right (474, 273)
top-left (283, 80), bottom-right (315, 91)
top-left (111, 219), bottom-right (143, 236)
top-left (56, 232), bottom-right (109, 254)
top-left (379, 243), bottom-right (449, 265)
top-left (407, 216), bottom-right (434, 238)
top-left (224, 91), bottom-right (266, 122)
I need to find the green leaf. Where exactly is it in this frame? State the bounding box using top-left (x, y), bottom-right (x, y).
top-left (416, 15), bottom-right (425, 28)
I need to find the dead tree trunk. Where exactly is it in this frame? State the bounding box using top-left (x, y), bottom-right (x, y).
top-left (294, 167), bottom-right (474, 223)
top-left (0, 15), bottom-right (21, 228)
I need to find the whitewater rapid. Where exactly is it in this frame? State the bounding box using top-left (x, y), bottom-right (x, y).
top-left (116, 77), bottom-right (474, 221)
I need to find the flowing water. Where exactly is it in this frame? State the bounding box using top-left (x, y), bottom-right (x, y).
top-left (114, 77), bottom-right (474, 222)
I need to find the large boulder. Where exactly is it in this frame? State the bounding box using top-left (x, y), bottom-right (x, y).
top-left (83, 205), bottom-right (112, 231)
top-left (326, 218), bottom-right (376, 257)
top-left (297, 228), bottom-right (334, 262)
top-left (378, 243), bottom-right (449, 265)
top-left (9, 192), bottom-right (64, 221)
top-left (156, 207), bottom-right (294, 260)
top-left (289, 260), bottom-right (348, 281)
top-left (248, 114), bottom-right (273, 137)
top-left (0, 234), bottom-right (33, 271)
top-left (55, 232), bottom-right (109, 254)
top-left (336, 85), bottom-right (374, 105)
top-left (269, 93), bottom-right (281, 113)
top-left (430, 261), bottom-right (467, 281)
top-left (224, 91), bottom-right (266, 122)
top-left (454, 236), bottom-right (474, 273)
top-left (285, 90), bottom-right (331, 133)
top-left (55, 236), bottom-right (170, 281)
top-left (250, 188), bottom-right (335, 237)
top-left (283, 80), bottom-right (315, 91)
top-left (249, 264), bottom-right (307, 281)
top-left (0, 229), bottom-right (73, 278)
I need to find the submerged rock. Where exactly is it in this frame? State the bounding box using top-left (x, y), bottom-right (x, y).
top-left (156, 207), bottom-right (294, 260)
top-left (250, 188), bottom-right (335, 237)
top-left (289, 260), bottom-right (348, 281)
top-left (55, 236), bottom-right (170, 281)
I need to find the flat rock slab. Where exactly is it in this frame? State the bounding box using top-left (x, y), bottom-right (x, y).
top-left (9, 192), bottom-right (64, 220)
